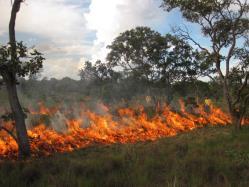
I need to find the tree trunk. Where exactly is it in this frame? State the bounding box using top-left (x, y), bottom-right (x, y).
top-left (166, 83), bottom-right (171, 103)
top-left (165, 74), bottom-right (172, 104)
top-left (2, 72), bottom-right (30, 158)
top-left (6, 0), bottom-right (31, 158)
top-left (222, 79), bottom-right (243, 130)
top-left (193, 80), bottom-right (199, 105)
top-left (231, 112), bottom-right (242, 130)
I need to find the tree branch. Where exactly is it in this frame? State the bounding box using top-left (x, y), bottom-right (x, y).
top-left (225, 1), bottom-right (246, 77)
top-left (173, 26), bottom-right (211, 55)
top-left (233, 72), bottom-right (249, 106)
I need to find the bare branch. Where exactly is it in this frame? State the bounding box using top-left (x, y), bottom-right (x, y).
top-left (172, 26), bottom-right (211, 55)
top-left (207, 74), bottom-right (216, 82)
top-left (226, 31), bottom-right (236, 77)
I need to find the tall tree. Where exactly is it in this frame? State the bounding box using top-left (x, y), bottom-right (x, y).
top-left (107, 27), bottom-right (166, 82)
top-left (161, 0), bottom-right (249, 129)
top-left (80, 60), bottom-right (119, 83)
top-left (107, 27), bottom-right (211, 102)
top-left (157, 34), bottom-right (214, 102)
top-left (0, 0), bottom-right (44, 158)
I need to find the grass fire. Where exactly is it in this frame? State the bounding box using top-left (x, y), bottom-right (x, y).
top-left (0, 0), bottom-right (249, 186)
top-left (0, 100), bottom-right (248, 159)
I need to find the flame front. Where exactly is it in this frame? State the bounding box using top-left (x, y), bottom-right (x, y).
top-left (0, 100), bottom-right (248, 159)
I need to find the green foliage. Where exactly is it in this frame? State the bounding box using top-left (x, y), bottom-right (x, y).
top-left (0, 42), bottom-right (44, 77)
top-left (225, 149), bottom-right (249, 164)
top-left (79, 60), bottom-right (120, 83)
top-left (159, 34), bottom-right (214, 82)
top-left (107, 26), bottom-right (165, 81)
top-left (161, 0), bottom-right (249, 127)
top-left (161, 0), bottom-right (249, 73)
top-left (106, 27), bottom-right (214, 86)
top-left (77, 26), bottom-right (217, 104)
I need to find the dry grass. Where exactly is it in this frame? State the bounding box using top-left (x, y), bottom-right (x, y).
top-left (0, 126), bottom-right (249, 187)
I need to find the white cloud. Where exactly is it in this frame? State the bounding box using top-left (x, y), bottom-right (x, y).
top-left (0, 0), bottom-right (86, 41)
top-left (36, 42), bottom-right (92, 57)
top-left (43, 57), bottom-right (83, 80)
top-left (85, 0), bottom-right (166, 61)
top-left (0, 0), bottom-right (167, 79)
top-left (0, 0), bottom-right (90, 79)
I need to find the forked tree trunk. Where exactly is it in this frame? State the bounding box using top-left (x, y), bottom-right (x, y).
top-left (2, 72), bottom-right (30, 158)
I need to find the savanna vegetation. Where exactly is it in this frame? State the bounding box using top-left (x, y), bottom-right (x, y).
top-left (0, 126), bottom-right (249, 187)
top-left (0, 0), bottom-right (248, 186)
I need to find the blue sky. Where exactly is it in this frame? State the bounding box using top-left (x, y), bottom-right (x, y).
top-left (0, 0), bottom-right (207, 80)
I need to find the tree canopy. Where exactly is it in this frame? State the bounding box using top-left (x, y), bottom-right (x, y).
top-left (161, 0), bottom-right (249, 129)
top-left (106, 26), bottom-right (212, 84)
top-left (0, 42), bottom-right (44, 78)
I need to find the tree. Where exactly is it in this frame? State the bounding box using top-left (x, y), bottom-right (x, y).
top-left (161, 0), bottom-right (249, 129)
top-left (0, 0), bottom-right (44, 158)
top-left (80, 60), bottom-right (120, 83)
top-left (157, 34), bottom-right (214, 102)
top-left (228, 44), bottom-right (249, 125)
top-left (107, 27), bottom-right (212, 102)
top-left (107, 27), bottom-right (166, 82)
top-left (79, 60), bottom-right (121, 100)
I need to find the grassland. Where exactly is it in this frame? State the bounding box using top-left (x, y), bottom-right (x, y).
top-left (0, 126), bottom-right (249, 187)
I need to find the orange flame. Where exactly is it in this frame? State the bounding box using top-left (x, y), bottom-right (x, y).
top-left (0, 100), bottom-right (248, 159)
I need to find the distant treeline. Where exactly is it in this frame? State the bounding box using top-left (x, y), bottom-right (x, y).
top-left (0, 77), bottom-right (221, 108)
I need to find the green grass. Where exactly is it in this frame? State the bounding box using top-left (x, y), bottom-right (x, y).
top-left (0, 126), bottom-right (249, 187)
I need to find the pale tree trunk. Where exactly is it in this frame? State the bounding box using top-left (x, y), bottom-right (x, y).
top-left (7, 0), bottom-right (31, 158)
top-left (2, 72), bottom-right (30, 158)
top-left (216, 58), bottom-right (244, 130)
top-left (222, 78), bottom-right (243, 130)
